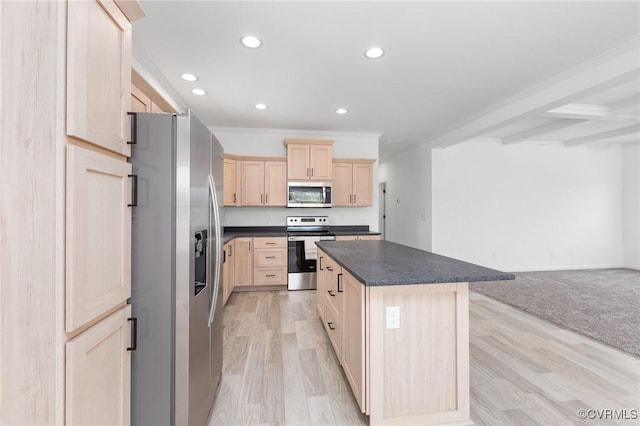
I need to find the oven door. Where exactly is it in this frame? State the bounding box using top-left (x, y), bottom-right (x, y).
top-left (287, 236), bottom-right (318, 290)
top-left (287, 182), bottom-right (332, 208)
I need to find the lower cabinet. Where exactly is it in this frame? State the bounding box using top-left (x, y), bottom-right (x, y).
top-left (65, 305), bottom-right (132, 426)
top-left (233, 238), bottom-right (253, 286)
top-left (223, 241), bottom-right (235, 305)
top-left (341, 271), bottom-right (366, 411)
top-left (316, 257), bottom-right (471, 425)
top-left (232, 236), bottom-right (287, 288)
top-left (253, 237), bottom-right (287, 286)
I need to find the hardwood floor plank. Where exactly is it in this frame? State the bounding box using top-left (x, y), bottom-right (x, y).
top-left (307, 395), bottom-right (336, 426)
top-left (281, 333), bottom-right (312, 426)
top-left (298, 348), bottom-right (327, 397)
top-left (209, 289), bottom-right (640, 426)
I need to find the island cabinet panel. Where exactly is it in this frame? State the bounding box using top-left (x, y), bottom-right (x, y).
top-left (316, 249), bottom-right (329, 320)
top-left (67, 0), bottom-right (131, 156)
top-left (65, 305), bottom-right (132, 426)
top-left (341, 271), bottom-right (366, 413)
top-left (367, 283), bottom-right (470, 426)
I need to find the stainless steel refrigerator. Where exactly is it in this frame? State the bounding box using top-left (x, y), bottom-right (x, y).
top-left (129, 111), bottom-right (224, 426)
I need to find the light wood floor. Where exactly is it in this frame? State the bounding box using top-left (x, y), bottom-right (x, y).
top-left (208, 290), bottom-right (640, 426)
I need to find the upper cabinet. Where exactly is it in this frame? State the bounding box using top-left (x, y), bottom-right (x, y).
top-left (223, 157), bottom-right (238, 206)
top-left (67, 0), bottom-right (131, 156)
top-left (239, 159), bottom-right (287, 207)
top-left (284, 139), bottom-right (333, 181)
top-left (332, 159), bottom-right (375, 207)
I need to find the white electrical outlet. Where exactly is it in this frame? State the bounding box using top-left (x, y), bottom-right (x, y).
top-left (386, 306), bottom-right (400, 329)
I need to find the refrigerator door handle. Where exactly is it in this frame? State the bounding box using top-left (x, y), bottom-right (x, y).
top-left (208, 175), bottom-right (222, 326)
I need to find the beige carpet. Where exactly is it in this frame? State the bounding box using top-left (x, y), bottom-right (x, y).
top-left (470, 268), bottom-right (640, 357)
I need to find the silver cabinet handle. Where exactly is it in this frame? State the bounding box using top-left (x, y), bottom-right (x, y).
top-left (265, 256), bottom-right (276, 259)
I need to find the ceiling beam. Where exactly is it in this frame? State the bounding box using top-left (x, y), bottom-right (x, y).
top-left (563, 123), bottom-right (640, 146)
top-left (427, 38), bottom-right (640, 149)
top-left (502, 119), bottom-right (587, 145)
top-left (541, 103), bottom-right (608, 120)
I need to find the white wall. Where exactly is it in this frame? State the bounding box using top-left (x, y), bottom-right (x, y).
top-left (432, 141), bottom-right (626, 271)
top-left (378, 144), bottom-right (432, 251)
top-left (622, 143), bottom-right (640, 269)
top-left (212, 127), bottom-right (380, 229)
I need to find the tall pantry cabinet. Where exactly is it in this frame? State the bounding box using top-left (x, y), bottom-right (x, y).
top-left (0, 1), bottom-right (143, 425)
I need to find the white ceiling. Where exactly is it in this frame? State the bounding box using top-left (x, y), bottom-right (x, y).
top-left (133, 1), bottom-right (640, 158)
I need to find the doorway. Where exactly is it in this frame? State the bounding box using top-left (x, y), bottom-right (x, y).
top-left (379, 182), bottom-right (386, 240)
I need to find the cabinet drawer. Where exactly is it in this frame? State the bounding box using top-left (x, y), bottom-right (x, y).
top-left (324, 298), bottom-right (342, 358)
top-left (253, 237), bottom-right (287, 249)
top-left (254, 248), bottom-right (287, 267)
top-left (253, 267), bottom-right (287, 285)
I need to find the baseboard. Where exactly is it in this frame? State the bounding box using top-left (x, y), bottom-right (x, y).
top-left (502, 264), bottom-right (629, 273)
top-left (623, 264), bottom-right (640, 271)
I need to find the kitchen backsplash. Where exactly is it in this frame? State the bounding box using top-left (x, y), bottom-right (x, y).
top-left (222, 206), bottom-right (378, 229)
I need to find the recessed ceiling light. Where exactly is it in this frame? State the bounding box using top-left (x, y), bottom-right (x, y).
top-left (181, 73), bottom-right (198, 82)
top-left (241, 36), bottom-right (262, 48)
top-left (255, 103), bottom-right (267, 110)
top-left (336, 108), bottom-right (348, 114)
top-left (365, 47), bottom-right (385, 59)
top-left (191, 88), bottom-right (206, 96)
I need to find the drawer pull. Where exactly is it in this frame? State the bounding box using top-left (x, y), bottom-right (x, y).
top-left (326, 266), bottom-right (334, 272)
top-left (266, 274), bottom-right (276, 278)
top-left (327, 322), bottom-right (335, 330)
top-left (265, 256), bottom-right (276, 259)
top-left (266, 242), bottom-right (276, 245)
top-left (328, 290), bottom-right (335, 297)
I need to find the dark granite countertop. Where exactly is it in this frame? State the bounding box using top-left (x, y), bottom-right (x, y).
top-left (315, 240), bottom-right (514, 286)
top-left (223, 226), bottom-right (287, 243)
top-left (223, 225), bottom-right (380, 243)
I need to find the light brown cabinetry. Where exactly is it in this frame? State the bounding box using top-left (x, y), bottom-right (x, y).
top-left (131, 84), bottom-right (165, 113)
top-left (233, 238), bottom-right (253, 286)
top-left (1, 1), bottom-right (141, 424)
top-left (335, 235), bottom-right (380, 241)
top-left (253, 237), bottom-right (287, 286)
top-left (67, 0), bottom-right (132, 156)
top-left (316, 254), bottom-right (471, 425)
top-left (239, 159), bottom-right (287, 206)
top-left (65, 305), bottom-right (132, 426)
top-left (332, 159), bottom-right (375, 206)
top-left (223, 242), bottom-right (235, 305)
top-left (284, 139), bottom-right (333, 181)
top-left (66, 145), bottom-right (132, 332)
top-left (223, 157), bottom-right (238, 206)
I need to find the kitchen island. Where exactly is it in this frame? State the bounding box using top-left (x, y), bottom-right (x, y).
top-left (315, 240), bottom-right (514, 426)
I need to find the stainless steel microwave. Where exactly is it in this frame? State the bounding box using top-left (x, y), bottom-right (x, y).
top-left (287, 182), bottom-right (332, 208)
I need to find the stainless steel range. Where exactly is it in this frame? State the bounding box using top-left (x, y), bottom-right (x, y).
top-left (287, 216), bottom-right (335, 290)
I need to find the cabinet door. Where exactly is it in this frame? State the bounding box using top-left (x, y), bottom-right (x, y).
top-left (67, 0), bottom-right (131, 156)
top-left (353, 163), bottom-right (373, 206)
top-left (324, 295), bottom-right (342, 359)
top-left (131, 85), bottom-right (151, 113)
top-left (264, 161), bottom-right (287, 206)
top-left (287, 144), bottom-right (310, 180)
top-left (335, 235), bottom-right (358, 241)
top-left (223, 243), bottom-right (234, 305)
top-left (240, 161), bottom-right (265, 206)
top-left (342, 272), bottom-right (366, 412)
top-left (223, 158), bottom-right (237, 206)
top-left (66, 305), bottom-right (132, 426)
top-left (317, 251), bottom-right (327, 320)
top-left (310, 145), bottom-right (332, 180)
top-left (66, 145), bottom-right (131, 332)
top-left (233, 238), bottom-right (253, 286)
top-left (332, 162), bottom-right (353, 206)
